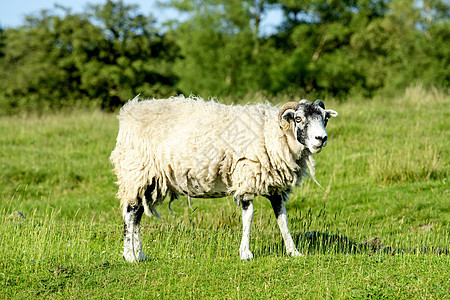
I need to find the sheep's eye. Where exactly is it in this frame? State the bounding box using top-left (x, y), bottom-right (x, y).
top-left (295, 116), bottom-right (302, 123)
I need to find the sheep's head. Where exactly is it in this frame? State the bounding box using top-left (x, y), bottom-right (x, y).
top-left (279, 99), bottom-right (338, 154)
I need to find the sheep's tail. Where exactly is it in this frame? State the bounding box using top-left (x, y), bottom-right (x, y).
top-left (305, 152), bottom-right (325, 191)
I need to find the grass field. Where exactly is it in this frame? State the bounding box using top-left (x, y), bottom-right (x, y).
top-left (0, 87), bottom-right (449, 299)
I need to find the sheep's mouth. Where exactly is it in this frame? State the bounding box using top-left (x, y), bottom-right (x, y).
top-left (311, 145), bottom-right (323, 153)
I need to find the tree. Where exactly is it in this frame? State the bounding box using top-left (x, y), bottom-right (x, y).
top-left (81, 0), bottom-right (179, 108)
top-left (350, 0), bottom-right (449, 93)
top-left (0, 10), bottom-right (95, 112)
top-left (164, 0), bottom-right (277, 97)
top-left (0, 0), bottom-right (447, 114)
top-left (0, 1), bottom-right (179, 113)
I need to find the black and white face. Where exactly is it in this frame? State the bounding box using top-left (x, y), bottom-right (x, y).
top-left (281, 100), bottom-right (338, 154)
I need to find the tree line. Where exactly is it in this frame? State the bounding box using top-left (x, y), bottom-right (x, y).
top-left (0, 0), bottom-right (448, 113)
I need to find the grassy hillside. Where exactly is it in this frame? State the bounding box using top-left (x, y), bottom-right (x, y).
top-left (0, 87), bottom-right (448, 299)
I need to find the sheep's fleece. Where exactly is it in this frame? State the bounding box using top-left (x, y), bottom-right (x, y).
top-left (110, 95), bottom-right (338, 261)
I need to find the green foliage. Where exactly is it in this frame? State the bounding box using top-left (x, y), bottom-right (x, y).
top-left (168, 0), bottom-right (449, 98)
top-left (0, 0), bottom-right (448, 113)
top-left (0, 1), bottom-right (178, 114)
top-left (0, 90), bottom-right (449, 298)
top-left (167, 0), bottom-right (273, 97)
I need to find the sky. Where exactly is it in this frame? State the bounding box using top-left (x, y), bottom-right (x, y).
top-left (0, 0), bottom-right (173, 28)
top-left (0, 0), bottom-right (283, 34)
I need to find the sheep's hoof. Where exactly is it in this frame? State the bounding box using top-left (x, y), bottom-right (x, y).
top-left (288, 249), bottom-right (304, 257)
top-left (123, 250), bottom-right (148, 263)
top-left (239, 249), bottom-right (254, 261)
top-left (137, 251), bottom-right (148, 261)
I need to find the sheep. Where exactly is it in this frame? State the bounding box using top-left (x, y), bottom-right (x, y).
top-left (110, 95), bottom-right (338, 262)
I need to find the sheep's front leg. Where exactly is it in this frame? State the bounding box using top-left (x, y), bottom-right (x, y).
top-left (239, 200), bottom-right (254, 260)
top-left (123, 201), bottom-right (147, 262)
top-left (268, 195), bottom-right (302, 257)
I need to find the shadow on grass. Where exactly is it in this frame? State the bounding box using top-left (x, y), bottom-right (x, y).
top-left (294, 231), bottom-right (382, 255)
top-left (264, 231), bottom-right (450, 256)
top-left (296, 231), bottom-right (449, 255)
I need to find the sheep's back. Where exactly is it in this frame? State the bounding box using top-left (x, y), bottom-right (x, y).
top-left (114, 96), bottom-right (279, 196)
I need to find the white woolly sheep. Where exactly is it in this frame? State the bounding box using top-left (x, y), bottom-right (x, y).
top-left (110, 95), bottom-right (338, 262)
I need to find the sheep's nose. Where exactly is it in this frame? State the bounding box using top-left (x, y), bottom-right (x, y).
top-left (315, 135), bottom-right (328, 145)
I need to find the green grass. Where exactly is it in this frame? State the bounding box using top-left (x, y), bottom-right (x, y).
top-left (1, 87), bottom-right (449, 299)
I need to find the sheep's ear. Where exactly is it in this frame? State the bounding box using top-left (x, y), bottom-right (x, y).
top-left (279, 109), bottom-right (296, 131)
top-left (314, 99), bottom-right (325, 109)
top-left (281, 109), bottom-right (296, 122)
top-left (326, 109), bottom-right (338, 118)
top-left (278, 101), bottom-right (299, 130)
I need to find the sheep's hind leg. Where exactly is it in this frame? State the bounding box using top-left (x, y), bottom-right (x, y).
top-left (239, 199), bottom-right (254, 260)
top-left (268, 195), bottom-right (302, 257)
top-left (123, 199), bottom-right (148, 263)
